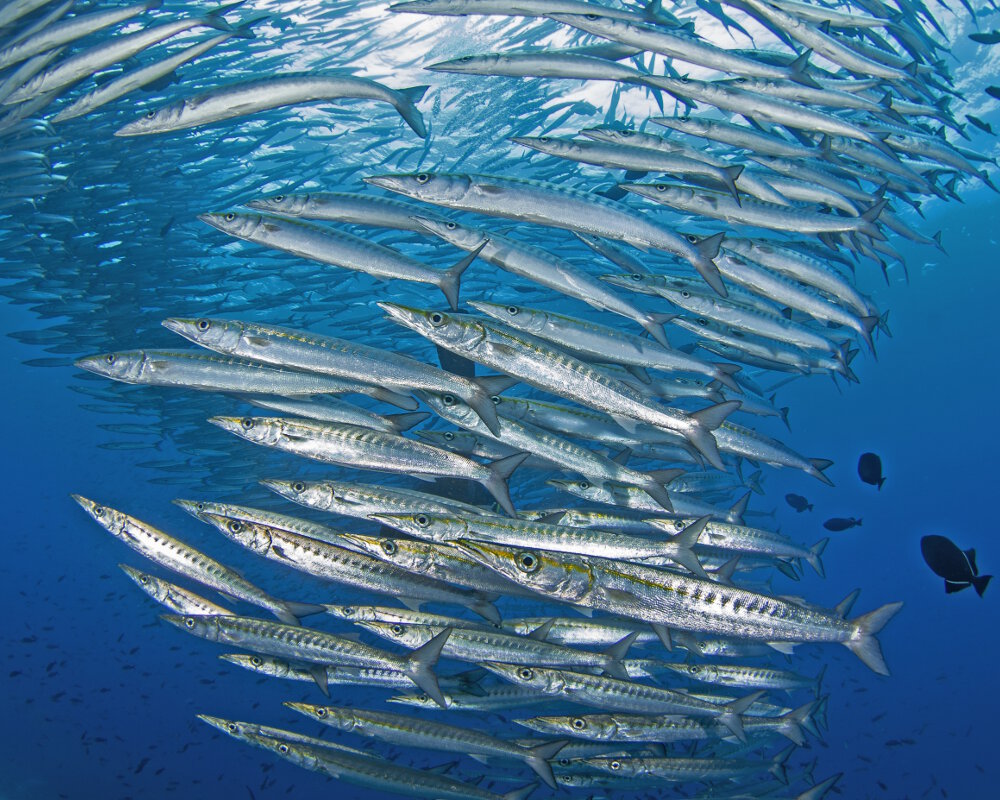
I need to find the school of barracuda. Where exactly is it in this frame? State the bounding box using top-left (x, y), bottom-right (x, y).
top-left (3, 0), bottom-right (997, 796)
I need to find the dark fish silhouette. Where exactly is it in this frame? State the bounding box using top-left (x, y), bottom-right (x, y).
top-left (824, 517), bottom-right (861, 531)
top-left (920, 535), bottom-right (991, 597)
top-left (967, 114), bottom-right (994, 135)
top-left (969, 30), bottom-right (1000, 44)
top-left (986, 86), bottom-right (1000, 100)
top-left (785, 493), bottom-right (813, 512)
top-left (857, 453), bottom-right (885, 489)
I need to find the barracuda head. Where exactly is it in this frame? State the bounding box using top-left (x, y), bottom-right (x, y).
top-left (413, 428), bottom-right (483, 454)
top-left (71, 494), bottom-right (131, 537)
top-left (208, 415), bottom-right (285, 447)
top-left (338, 531), bottom-right (416, 567)
top-left (424, 53), bottom-right (502, 74)
top-left (479, 662), bottom-right (567, 694)
top-left (364, 173), bottom-right (471, 204)
top-left (162, 316), bottom-right (244, 351)
top-left (451, 539), bottom-right (595, 601)
top-left (196, 714), bottom-right (259, 740)
top-left (75, 350), bottom-right (146, 382)
top-left (414, 389), bottom-right (480, 428)
top-left (198, 211), bottom-right (272, 240)
top-left (115, 99), bottom-right (187, 136)
top-left (410, 216), bottom-right (485, 250)
top-left (284, 702), bottom-right (358, 732)
top-left (518, 713), bottom-right (620, 741)
top-left (161, 613), bottom-right (222, 641)
top-left (546, 477), bottom-right (616, 505)
top-left (198, 512), bottom-right (274, 556)
top-left (261, 478), bottom-right (338, 511)
top-left (581, 126), bottom-right (643, 145)
top-left (467, 301), bottom-right (548, 336)
top-left (118, 564), bottom-right (170, 603)
top-left (378, 302), bottom-right (485, 351)
top-left (369, 512), bottom-right (468, 542)
top-left (355, 620), bottom-right (430, 649)
top-left (322, 604), bottom-right (378, 623)
top-left (219, 653), bottom-right (295, 679)
top-left (243, 733), bottom-right (318, 771)
top-left (246, 193), bottom-right (311, 216)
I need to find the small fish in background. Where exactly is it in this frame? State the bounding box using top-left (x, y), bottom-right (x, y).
top-left (969, 30), bottom-right (1000, 45)
top-left (858, 453), bottom-right (885, 490)
top-left (967, 115), bottom-right (994, 135)
top-left (785, 493), bottom-right (813, 512)
top-left (824, 517), bottom-right (862, 532)
top-left (986, 86), bottom-right (1000, 100)
top-left (920, 535), bottom-right (992, 597)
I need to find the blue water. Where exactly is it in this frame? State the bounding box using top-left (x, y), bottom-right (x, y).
top-left (2, 1), bottom-right (1000, 798)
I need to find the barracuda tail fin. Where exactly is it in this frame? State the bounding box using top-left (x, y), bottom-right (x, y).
top-left (693, 233), bottom-right (728, 297)
top-left (394, 85), bottom-right (429, 138)
top-left (712, 362), bottom-right (742, 392)
top-left (502, 782), bottom-right (540, 800)
top-left (728, 491), bottom-right (750, 525)
top-left (717, 690), bottom-right (765, 742)
top-left (770, 744), bottom-right (795, 784)
top-left (686, 400), bottom-right (740, 470)
top-left (307, 664), bottom-right (330, 696)
top-left (777, 701), bottom-right (815, 746)
top-left (521, 740), bottom-right (567, 790)
top-left (602, 631), bottom-right (641, 679)
top-left (638, 311), bottom-right (676, 349)
top-left (797, 773), bottom-right (841, 800)
top-left (668, 516), bottom-right (710, 579)
top-left (275, 600), bottom-right (327, 626)
top-left (746, 469), bottom-right (764, 495)
top-left (845, 601), bottom-right (904, 675)
top-left (403, 627), bottom-right (452, 707)
top-left (479, 452), bottom-right (530, 517)
top-left (640, 480), bottom-right (674, 512)
top-left (465, 385), bottom-right (503, 437)
top-left (437, 241), bottom-right (486, 310)
top-left (386, 411), bottom-right (431, 433)
top-left (807, 458), bottom-right (834, 486)
top-left (807, 538), bottom-right (828, 578)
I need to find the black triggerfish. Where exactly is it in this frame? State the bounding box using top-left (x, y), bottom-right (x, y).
top-left (920, 535), bottom-right (991, 597)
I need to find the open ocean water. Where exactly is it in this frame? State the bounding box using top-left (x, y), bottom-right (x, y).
top-left (1, 1), bottom-right (999, 799)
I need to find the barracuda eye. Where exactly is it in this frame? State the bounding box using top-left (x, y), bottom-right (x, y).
top-left (184, 617), bottom-right (195, 629)
top-left (445, 221), bottom-right (457, 230)
top-left (315, 707), bottom-right (327, 718)
top-left (342, 606), bottom-right (354, 615)
top-left (443, 432), bottom-right (454, 441)
top-left (240, 418), bottom-right (254, 430)
top-left (273, 195), bottom-right (284, 202)
top-left (228, 520), bottom-right (243, 534)
top-left (558, 757), bottom-right (571, 767)
top-left (227, 722), bottom-right (238, 733)
top-left (415, 515), bottom-right (429, 527)
top-left (697, 318), bottom-right (708, 326)
top-left (292, 481), bottom-right (305, 492)
top-left (572, 718), bottom-right (586, 730)
top-left (428, 312), bottom-right (445, 326)
top-left (655, 184), bottom-right (668, 192)
top-left (517, 667), bottom-right (534, 681)
top-left (578, 481), bottom-right (591, 490)
top-left (250, 656), bottom-right (262, 666)
top-left (629, 273), bottom-right (642, 281)
top-left (490, 395), bottom-right (501, 405)
top-left (196, 319), bottom-right (211, 332)
top-left (686, 234), bottom-right (699, 244)
top-left (681, 291), bottom-right (690, 299)
top-left (139, 574), bottom-right (149, 585)
top-left (416, 173), bottom-right (430, 183)
top-left (585, 13), bottom-right (599, 20)
top-left (278, 744), bottom-right (289, 754)
top-left (619, 130), bottom-right (633, 137)
top-left (93, 505), bottom-right (105, 517)
top-left (224, 213), bottom-right (236, 222)
top-left (380, 539), bottom-right (397, 555)
top-left (506, 306), bottom-right (518, 315)
top-left (105, 353), bottom-right (116, 365)
top-left (391, 624), bottom-right (403, 635)
top-left (457, 56), bottom-right (473, 63)
top-left (610, 760), bottom-right (622, 771)
top-left (145, 111), bottom-right (156, 119)
top-left (418, 694), bottom-right (429, 702)
top-left (516, 551), bottom-right (540, 573)
top-left (442, 394), bottom-right (456, 406)
top-left (688, 665), bottom-right (699, 674)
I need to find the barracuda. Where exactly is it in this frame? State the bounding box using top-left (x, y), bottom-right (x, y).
top-left (454, 540), bottom-right (903, 674)
top-left (364, 172), bottom-right (727, 296)
top-left (246, 396), bottom-right (428, 434)
top-left (116, 74), bottom-right (429, 137)
top-left (415, 387), bottom-right (680, 511)
top-left (206, 416), bottom-right (525, 516)
top-left (162, 316), bottom-right (504, 430)
top-left (163, 613), bottom-right (453, 704)
top-left (75, 348), bottom-right (366, 396)
top-left (247, 191), bottom-right (450, 232)
top-left (197, 212), bottom-right (479, 310)
top-left (285, 703), bottom-right (567, 788)
top-left (582, 747), bottom-right (792, 782)
top-left (118, 564), bottom-right (234, 616)
top-left (412, 216), bottom-right (677, 347)
top-left (480, 663), bottom-right (762, 740)
top-left (261, 477), bottom-right (490, 520)
top-left (71, 495), bottom-right (321, 626)
top-left (358, 619), bottom-right (640, 680)
top-left (377, 303), bottom-right (739, 469)
top-left (183, 507), bottom-right (502, 623)
top-left (370, 511), bottom-right (710, 578)
top-left (468, 300), bottom-right (742, 391)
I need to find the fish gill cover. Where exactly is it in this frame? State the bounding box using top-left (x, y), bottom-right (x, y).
top-left (0, 0), bottom-right (998, 798)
